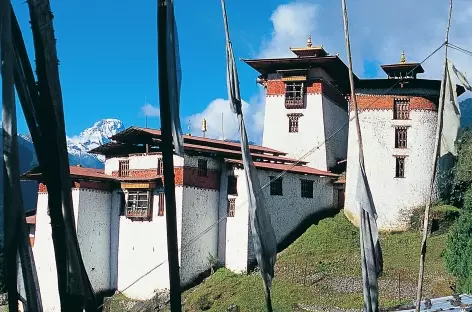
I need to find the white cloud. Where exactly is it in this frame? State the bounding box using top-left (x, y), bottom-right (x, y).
top-left (188, 0), bottom-right (472, 144)
top-left (186, 98), bottom-right (256, 141)
top-left (141, 103), bottom-right (160, 117)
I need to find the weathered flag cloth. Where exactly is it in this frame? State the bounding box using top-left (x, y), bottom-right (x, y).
top-left (165, 0), bottom-right (184, 156)
top-left (355, 156), bottom-right (383, 312)
top-left (221, 0), bottom-right (278, 310)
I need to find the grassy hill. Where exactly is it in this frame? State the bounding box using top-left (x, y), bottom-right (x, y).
top-left (178, 212), bottom-right (453, 312)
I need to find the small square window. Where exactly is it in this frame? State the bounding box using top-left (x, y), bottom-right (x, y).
top-left (395, 127), bottom-right (408, 149)
top-left (126, 190), bottom-right (152, 220)
top-left (285, 82), bottom-right (305, 108)
top-left (198, 159), bottom-right (208, 177)
top-left (157, 157), bottom-right (164, 175)
top-left (227, 175), bottom-right (238, 195)
top-left (270, 176), bottom-right (283, 196)
top-left (301, 179), bottom-right (314, 198)
top-left (394, 99), bottom-right (410, 120)
top-left (227, 198), bottom-right (236, 217)
top-left (119, 160), bottom-right (129, 177)
top-left (288, 113), bottom-right (302, 133)
top-left (395, 157), bottom-right (405, 178)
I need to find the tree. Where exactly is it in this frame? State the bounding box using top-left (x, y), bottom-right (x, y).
top-left (444, 211), bottom-right (472, 293)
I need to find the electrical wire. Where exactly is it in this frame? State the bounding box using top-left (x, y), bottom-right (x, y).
top-left (98, 41), bottom-right (446, 311)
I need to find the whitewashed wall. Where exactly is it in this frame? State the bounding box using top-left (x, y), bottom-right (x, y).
top-left (76, 189), bottom-right (112, 292)
top-left (180, 186), bottom-right (219, 285)
top-left (217, 165), bottom-right (229, 264)
top-left (225, 168), bottom-right (250, 273)
top-left (225, 167), bottom-right (335, 272)
top-left (109, 191), bottom-right (122, 289)
top-left (33, 190), bottom-right (80, 312)
top-left (105, 154), bottom-right (184, 173)
top-left (323, 95), bottom-right (349, 168)
top-left (344, 108), bottom-right (437, 230)
top-left (118, 187), bottom-right (183, 300)
top-left (262, 93), bottom-right (328, 170)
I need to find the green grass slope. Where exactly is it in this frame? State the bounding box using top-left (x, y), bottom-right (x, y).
top-left (181, 211), bottom-right (453, 312)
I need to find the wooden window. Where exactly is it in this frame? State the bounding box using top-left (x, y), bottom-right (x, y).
top-left (395, 127), bottom-right (408, 148)
top-left (395, 157), bottom-right (405, 178)
top-left (285, 82), bottom-right (305, 108)
top-left (288, 114), bottom-right (302, 133)
top-left (198, 159), bottom-right (208, 177)
top-left (394, 98), bottom-right (410, 120)
top-left (270, 176), bottom-right (283, 196)
top-left (158, 193), bottom-right (165, 216)
top-left (157, 157), bottom-right (164, 175)
top-left (301, 179), bottom-right (314, 198)
top-left (119, 160), bottom-right (129, 177)
top-left (126, 190), bottom-right (152, 220)
top-left (227, 175), bottom-right (238, 195)
top-left (227, 198), bottom-right (236, 217)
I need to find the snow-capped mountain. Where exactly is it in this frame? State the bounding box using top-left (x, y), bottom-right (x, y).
top-left (66, 119), bottom-right (125, 163)
top-left (19, 118), bottom-right (126, 169)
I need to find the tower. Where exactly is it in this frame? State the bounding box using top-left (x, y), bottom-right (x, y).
top-left (244, 36), bottom-right (352, 171)
top-left (344, 52), bottom-right (465, 230)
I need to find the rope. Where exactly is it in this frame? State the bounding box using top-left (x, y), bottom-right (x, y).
top-left (98, 42), bottom-right (446, 311)
top-left (416, 0), bottom-right (453, 310)
top-left (447, 43), bottom-right (472, 57)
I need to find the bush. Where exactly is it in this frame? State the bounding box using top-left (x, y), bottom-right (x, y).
top-left (409, 205), bottom-right (461, 234)
top-left (444, 212), bottom-right (472, 293)
top-left (462, 186), bottom-right (472, 212)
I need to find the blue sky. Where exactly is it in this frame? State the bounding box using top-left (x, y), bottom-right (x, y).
top-left (8, 0), bottom-right (472, 141)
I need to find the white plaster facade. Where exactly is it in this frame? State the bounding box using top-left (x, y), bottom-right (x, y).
top-left (262, 71), bottom-right (348, 171)
top-left (344, 92), bottom-right (438, 230)
top-left (30, 140), bottom-right (339, 310)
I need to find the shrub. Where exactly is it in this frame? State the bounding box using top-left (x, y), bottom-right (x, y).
top-left (444, 212), bottom-right (472, 293)
top-left (462, 186), bottom-right (472, 212)
top-left (409, 205), bottom-right (461, 234)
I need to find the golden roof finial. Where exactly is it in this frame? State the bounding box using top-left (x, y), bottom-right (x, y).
top-left (400, 50), bottom-right (406, 64)
top-left (307, 35), bottom-right (312, 48)
top-left (201, 118), bottom-right (207, 132)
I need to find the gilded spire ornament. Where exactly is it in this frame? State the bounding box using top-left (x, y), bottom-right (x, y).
top-left (307, 35), bottom-right (312, 47)
top-left (400, 50), bottom-right (406, 63)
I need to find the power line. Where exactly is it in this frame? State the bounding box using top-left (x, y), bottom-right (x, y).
top-left (100, 42), bottom-right (446, 311)
top-left (448, 43), bottom-right (472, 57)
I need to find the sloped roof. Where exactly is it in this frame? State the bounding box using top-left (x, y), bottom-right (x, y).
top-left (225, 159), bottom-right (338, 177)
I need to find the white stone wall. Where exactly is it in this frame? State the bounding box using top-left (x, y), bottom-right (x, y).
top-left (323, 95), bottom-right (349, 168)
top-left (117, 187), bottom-right (183, 299)
top-left (76, 189), bottom-right (112, 292)
top-left (104, 154), bottom-right (184, 173)
top-left (180, 186), bottom-right (219, 285)
top-left (262, 93), bottom-right (328, 170)
top-left (344, 109), bottom-right (437, 230)
top-left (225, 167), bottom-right (335, 272)
top-left (32, 189), bottom-right (81, 312)
top-left (225, 168), bottom-right (250, 273)
top-left (109, 191), bottom-right (122, 289)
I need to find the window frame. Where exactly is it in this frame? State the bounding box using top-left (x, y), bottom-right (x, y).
top-left (119, 159), bottom-right (130, 177)
top-left (301, 179), bottom-right (314, 198)
top-left (227, 198), bottom-right (236, 217)
top-left (284, 82), bottom-right (305, 109)
top-left (288, 113), bottom-right (303, 133)
top-left (269, 176), bottom-right (283, 196)
top-left (198, 159), bottom-right (208, 177)
top-left (395, 157), bottom-right (406, 178)
top-left (227, 175), bottom-right (238, 195)
top-left (395, 127), bottom-right (408, 149)
top-left (126, 190), bottom-right (152, 220)
top-left (157, 157), bottom-right (164, 176)
top-left (393, 98), bottom-right (410, 120)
